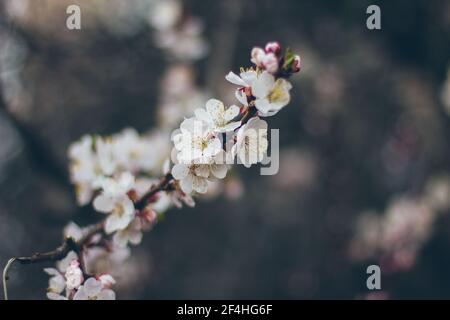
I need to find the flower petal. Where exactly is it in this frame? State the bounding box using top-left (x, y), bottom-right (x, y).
top-left (192, 176), bottom-right (208, 193)
top-left (194, 108), bottom-right (213, 124)
top-left (180, 174), bottom-right (193, 194)
top-left (194, 165), bottom-right (210, 178)
top-left (235, 90), bottom-right (248, 106)
top-left (205, 99), bottom-right (224, 120)
top-left (224, 105), bottom-right (240, 122)
top-left (73, 287), bottom-right (88, 300)
top-left (97, 289), bottom-right (116, 300)
top-left (225, 71), bottom-right (247, 86)
top-left (105, 212), bottom-right (133, 234)
top-left (172, 164), bottom-right (189, 180)
top-left (83, 278), bottom-right (102, 296)
top-left (211, 164), bottom-right (227, 179)
top-left (252, 72), bottom-right (274, 98)
top-left (93, 194), bottom-right (114, 213)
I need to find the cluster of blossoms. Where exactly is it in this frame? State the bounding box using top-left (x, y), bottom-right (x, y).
top-left (350, 175), bottom-right (450, 272)
top-left (171, 42), bottom-right (300, 195)
top-left (45, 251), bottom-right (115, 300)
top-left (149, 0), bottom-right (208, 61)
top-left (39, 42), bottom-right (301, 300)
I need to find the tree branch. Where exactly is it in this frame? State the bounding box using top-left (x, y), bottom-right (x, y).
top-left (2, 175), bottom-right (172, 300)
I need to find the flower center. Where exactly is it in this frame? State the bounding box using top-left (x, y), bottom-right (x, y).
top-left (268, 85), bottom-right (285, 103)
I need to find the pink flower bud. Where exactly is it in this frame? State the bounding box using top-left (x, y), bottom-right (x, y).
top-left (261, 52), bottom-right (279, 74)
top-left (265, 42), bottom-right (281, 55)
top-left (292, 55), bottom-right (301, 72)
top-left (99, 274), bottom-right (116, 288)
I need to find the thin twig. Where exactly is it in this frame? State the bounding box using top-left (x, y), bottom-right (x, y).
top-left (2, 176), bottom-right (170, 300)
top-left (2, 258), bottom-right (16, 300)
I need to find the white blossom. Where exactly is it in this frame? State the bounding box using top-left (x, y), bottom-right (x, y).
top-left (171, 163), bottom-right (210, 194)
top-left (44, 268), bottom-right (66, 295)
top-left (93, 172), bottom-right (136, 234)
top-left (113, 217), bottom-right (146, 247)
top-left (232, 117), bottom-right (268, 167)
top-left (112, 128), bottom-right (157, 173)
top-left (194, 99), bottom-right (241, 133)
top-left (73, 277), bottom-right (116, 300)
top-left (44, 251), bottom-right (81, 300)
top-left (65, 260), bottom-right (84, 290)
top-left (63, 222), bottom-right (83, 242)
top-left (252, 71), bottom-right (292, 117)
top-left (171, 154), bottom-right (228, 195)
top-left (56, 251), bottom-right (78, 274)
top-left (173, 117), bottom-right (222, 164)
top-left (68, 135), bottom-right (96, 205)
top-left (251, 47), bottom-right (279, 74)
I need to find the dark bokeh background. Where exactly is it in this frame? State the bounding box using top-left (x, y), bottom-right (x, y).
top-left (1, 0), bottom-right (450, 299)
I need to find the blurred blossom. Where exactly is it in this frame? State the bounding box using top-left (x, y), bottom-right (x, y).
top-left (273, 149), bottom-right (318, 190)
top-left (84, 245), bottom-right (151, 295)
top-left (148, 0), bottom-right (208, 60)
top-left (153, 17), bottom-right (208, 61)
top-left (350, 175), bottom-right (450, 272)
top-left (4, 0), bottom-right (29, 19)
top-left (423, 175), bottom-right (450, 212)
top-left (147, 0), bottom-right (182, 31)
top-left (157, 65), bottom-right (209, 129)
top-left (441, 66), bottom-right (450, 116)
top-left (0, 29), bottom-right (27, 111)
top-left (359, 291), bottom-right (389, 300)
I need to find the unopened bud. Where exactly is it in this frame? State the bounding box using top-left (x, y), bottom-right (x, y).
top-left (265, 42), bottom-right (281, 55)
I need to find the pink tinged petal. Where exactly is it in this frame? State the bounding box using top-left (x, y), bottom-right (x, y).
top-left (192, 176), bottom-right (208, 193)
top-left (251, 47), bottom-right (265, 66)
top-left (99, 275), bottom-right (116, 287)
top-left (252, 72), bottom-right (275, 98)
top-left (211, 164), bottom-right (227, 179)
top-left (224, 105), bottom-right (240, 122)
top-left (180, 175), bottom-right (194, 194)
top-left (97, 289), bottom-right (116, 300)
top-left (83, 278), bottom-right (102, 296)
top-left (172, 164), bottom-right (189, 180)
top-left (93, 195), bottom-right (114, 213)
top-left (225, 71), bottom-right (247, 86)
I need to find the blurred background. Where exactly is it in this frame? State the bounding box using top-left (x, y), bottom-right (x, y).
top-left (1, 0), bottom-right (450, 299)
